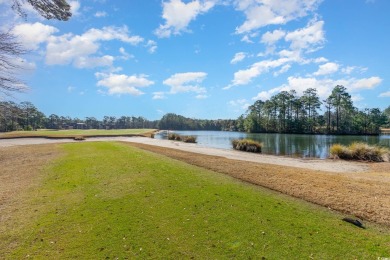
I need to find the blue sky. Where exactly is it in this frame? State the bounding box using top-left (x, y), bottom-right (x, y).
top-left (1, 0), bottom-right (389, 120)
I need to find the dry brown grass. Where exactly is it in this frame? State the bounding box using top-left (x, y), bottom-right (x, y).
top-left (0, 145), bottom-right (62, 254)
top-left (127, 142), bottom-right (390, 226)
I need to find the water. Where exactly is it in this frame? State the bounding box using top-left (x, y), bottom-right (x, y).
top-left (155, 130), bottom-right (390, 159)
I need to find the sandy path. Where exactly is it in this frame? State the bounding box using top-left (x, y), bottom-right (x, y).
top-left (0, 136), bottom-right (369, 173)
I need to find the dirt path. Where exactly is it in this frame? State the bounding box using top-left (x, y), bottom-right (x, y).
top-left (0, 137), bottom-right (370, 173)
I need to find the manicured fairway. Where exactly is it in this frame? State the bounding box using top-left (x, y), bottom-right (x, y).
top-left (1, 142), bottom-right (390, 258)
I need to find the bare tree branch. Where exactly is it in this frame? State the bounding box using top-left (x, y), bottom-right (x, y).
top-left (12, 0), bottom-right (71, 21)
top-left (0, 31), bottom-right (28, 97)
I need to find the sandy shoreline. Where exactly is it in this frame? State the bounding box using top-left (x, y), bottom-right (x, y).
top-left (0, 136), bottom-right (369, 173)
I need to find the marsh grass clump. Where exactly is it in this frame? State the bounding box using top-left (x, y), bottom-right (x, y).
top-left (182, 135), bottom-right (197, 143)
top-left (74, 136), bottom-right (85, 141)
top-left (232, 139), bottom-right (262, 153)
top-left (168, 133), bottom-right (182, 141)
top-left (168, 133), bottom-right (197, 143)
top-left (330, 142), bottom-right (389, 162)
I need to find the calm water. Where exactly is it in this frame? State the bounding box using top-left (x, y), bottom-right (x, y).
top-left (155, 130), bottom-right (390, 159)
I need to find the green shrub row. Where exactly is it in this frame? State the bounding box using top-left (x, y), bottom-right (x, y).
top-left (330, 142), bottom-right (390, 162)
top-left (232, 139), bottom-right (262, 153)
top-left (167, 133), bottom-right (197, 143)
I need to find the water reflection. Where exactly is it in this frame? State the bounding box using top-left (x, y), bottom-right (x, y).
top-left (156, 130), bottom-right (390, 159)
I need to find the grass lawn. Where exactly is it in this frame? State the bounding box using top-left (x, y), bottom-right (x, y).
top-left (1, 142), bottom-right (390, 258)
top-left (0, 129), bottom-right (155, 138)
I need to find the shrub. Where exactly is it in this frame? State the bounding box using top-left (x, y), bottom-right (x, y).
top-left (182, 136), bottom-right (197, 143)
top-left (232, 139), bottom-right (262, 153)
top-left (74, 136), bottom-right (85, 141)
top-left (329, 144), bottom-right (351, 160)
top-left (168, 133), bottom-right (182, 141)
top-left (330, 142), bottom-right (389, 162)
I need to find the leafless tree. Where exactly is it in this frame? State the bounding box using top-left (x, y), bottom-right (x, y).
top-left (0, 31), bottom-right (28, 97)
top-left (0, 0), bottom-right (71, 97)
top-left (12, 0), bottom-right (71, 21)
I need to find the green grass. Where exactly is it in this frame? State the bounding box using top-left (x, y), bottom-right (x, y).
top-left (3, 142), bottom-right (390, 259)
top-left (0, 129), bottom-right (155, 138)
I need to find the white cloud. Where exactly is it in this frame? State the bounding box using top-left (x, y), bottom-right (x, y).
top-left (285, 19), bottom-right (325, 52)
top-left (196, 94), bottom-right (208, 99)
top-left (351, 94), bottom-right (364, 103)
top-left (146, 40), bottom-right (158, 53)
top-left (229, 99), bottom-right (250, 109)
top-left (74, 55), bottom-right (114, 68)
top-left (379, 91), bottom-right (390, 98)
top-left (69, 1), bottom-right (81, 16)
top-left (261, 29), bottom-right (286, 45)
top-left (271, 76), bottom-right (383, 101)
top-left (153, 92), bottom-right (166, 99)
top-left (45, 26), bottom-right (143, 68)
top-left (235, 0), bottom-right (322, 34)
top-left (163, 72), bottom-right (207, 94)
top-left (95, 73), bottom-right (154, 96)
top-left (313, 57), bottom-right (328, 63)
top-left (118, 47), bottom-right (134, 60)
top-left (241, 35), bottom-right (254, 43)
top-left (225, 57), bottom-right (290, 88)
top-left (231, 52), bottom-right (246, 64)
top-left (155, 0), bottom-right (216, 38)
top-left (12, 22), bottom-right (58, 50)
top-left (313, 62), bottom-right (339, 76)
top-left (252, 88), bottom-right (281, 101)
top-left (95, 11), bottom-right (107, 18)
top-left (350, 77), bottom-right (382, 90)
top-left (273, 64), bottom-right (291, 76)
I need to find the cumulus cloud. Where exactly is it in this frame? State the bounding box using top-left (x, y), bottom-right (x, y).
top-left (230, 52), bottom-right (247, 64)
top-left (313, 62), bottom-right (339, 76)
top-left (255, 76), bottom-right (383, 102)
top-left (261, 29), bottom-right (286, 45)
top-left (12, 22), bottom-right (58, 50)
top-left (45, 26), bottom-right (143, 68)
top-left (155, 0), bottom-right (216, 38)
top-left (235, 0), bottom-right (322, 34)
top-left (163, 72), bottom-right (207, 94)
top-left (285, 19), bottom-right (325, 52)
top-left (226, 18), bottom-right (326, 89)
top-left (95, 72), bottom-right (154, 96)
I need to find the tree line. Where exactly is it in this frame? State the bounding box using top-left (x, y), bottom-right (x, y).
top-left (237, 85), bottom-right (389, 135)
top-left (0, 101), bottom-right (157, 131)
top-left (1, 85), bottom-right (389, 134)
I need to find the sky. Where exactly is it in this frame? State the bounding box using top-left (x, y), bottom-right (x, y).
top-left (1, 0), bottom-right (389, 120)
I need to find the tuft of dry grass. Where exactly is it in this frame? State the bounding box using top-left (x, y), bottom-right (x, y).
top-left (232, 139), bottom-right (262, 153)
top-left (168, 133), bottom-right (197, 143)
top-left (330, 142), bottom-right (389, 162)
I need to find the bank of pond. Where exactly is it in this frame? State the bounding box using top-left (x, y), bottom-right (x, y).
top-left (156, 130), bottom-right (390, 160)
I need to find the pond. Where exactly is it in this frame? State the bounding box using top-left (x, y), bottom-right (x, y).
top-left (155, 130), bottom-right (390, 159)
